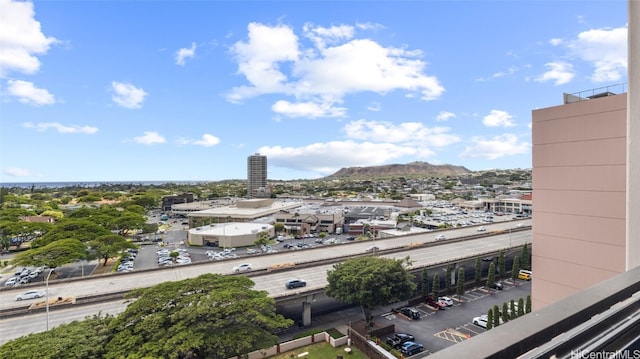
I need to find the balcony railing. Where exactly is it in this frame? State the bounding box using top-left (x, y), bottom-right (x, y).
top-left (563, 82), bottom-right (628, 104)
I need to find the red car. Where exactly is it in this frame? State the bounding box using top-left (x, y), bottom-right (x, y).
top-left (427, 295), bottom-right (447, 310)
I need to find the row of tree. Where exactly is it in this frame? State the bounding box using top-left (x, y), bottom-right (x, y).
top-left (485, 295), bottom-right (533, 330)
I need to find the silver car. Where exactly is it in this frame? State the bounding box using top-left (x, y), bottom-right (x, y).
top-left (16, 290), bottom-right (46, 301)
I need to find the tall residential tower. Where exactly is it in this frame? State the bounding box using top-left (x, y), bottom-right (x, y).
top-left (247, 153), bottom-right (270, 198)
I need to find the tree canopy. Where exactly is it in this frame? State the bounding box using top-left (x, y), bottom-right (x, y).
top-left (0, 274), bottom-right (293, 359)
top-left (89, 234), bottom-right (137, 266)
top-left (104, 274), bottom-right (292, 359)
top-left (12, 238), bottom-right (88, 268)
top-left (325, 256), bottom-right (415, 328)
top-left (32, 218), bottom-right (111, 248)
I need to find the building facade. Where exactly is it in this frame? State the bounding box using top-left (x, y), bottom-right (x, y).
top-left (247, 153), bottom-right (270, 198)
top-left (532, 90), bottom-right (628, 309)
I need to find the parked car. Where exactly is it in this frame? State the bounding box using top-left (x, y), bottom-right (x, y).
top-left (427, 295), bottom-right (446, 310)
top-left (473, 315), bottom-right (488, 328)
top-left (4, 277), bottom-right (18, 287)
top-left (400, 307), bottom-right (421, 319)
top-left (285, 279), bottom-right (306, 289)
top-left (400, 341), bottom-right (424, 356)
top-left (439, 296), bottom-right (454, 307)
top-left (16, 290), bottom-right (46, 301)
top-left (490, 282), bottom-right (503, 290)
top-left (386, 333), bottom-right (415, 348)
top-left (233, 263), bottom-right (252, 272)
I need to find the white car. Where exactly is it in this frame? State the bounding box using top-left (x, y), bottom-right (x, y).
top-left (233, 263), bottom-right (252, 272)
top-left (472, 315), bottom-right (488, 328)
top-left (477, 226), bottom-right (487, 232)
top-left (435, 234), bottom-right (446, 240)
top-left (16, 290), bottom-right (46, 301)
top-left (4, 277), bottom-right (18, 287)
top-left (439, 296), bottom-right (454, 307)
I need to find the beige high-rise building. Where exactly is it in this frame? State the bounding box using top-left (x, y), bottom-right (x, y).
top-left (531, 91), bottom-right (628, 309)
top-left (531, 1), bottom-right (639, 310)
top-left (247, 153), bottom-right (269, 198)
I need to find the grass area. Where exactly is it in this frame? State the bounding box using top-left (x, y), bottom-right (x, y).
top-left (269, 342), bottom-right (366, 359)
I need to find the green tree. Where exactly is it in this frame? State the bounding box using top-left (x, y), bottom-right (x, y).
top-left (521, 243), bottom-right (530, 270)
top-left (0, 314), bottom-right (114, 359)
top-left (326, 256), bottom-right (415, 328)
top-left (511, 256), bottom-right (521, 280)
top-left (32, 218), bottom-right (110, 247)
top-left (475, 257), bottom-right (482, 285)
top-left (493, 304), bottom-right (500, 327)
top-left (456, 267), bottom-right (465, 299)
top-left (498, 250), bottom-right (506, 279)
top-left (486, 308), bottom-right (494, 330)
top-left (12, 238), bottom-right (88, 268)
top-left (510, 299), bottom-right (517, 319)
top-left (169, 251), bottom-right (180, 262)
top-left (486, 262), bottom-right (496, 289)
top-left (89, 234), bottom-right (137, 266)
top-left (254, 231), bottom-right (270, 247)
top-left (523, 296), bottom-right (529, 315)
top-left (502, 302), bottom-right (510, 323)
top-left (421, 268), bottom-right (430, 299)
top-left (432, 273), bottom-right (440, 297)
top-left (445, 263), bottom-right (453, 293)
top-left (105, 274), bottom-right (292, 359)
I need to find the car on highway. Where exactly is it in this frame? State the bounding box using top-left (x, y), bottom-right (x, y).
top-left (16, 290), bottom-right (46, 301)
top-left (285, 279), bottom-right (306, 289)
top-left (477, 226), bottom-right (487, 232)
top-left (435, 234), bottom-right (446, 241)
top-left (364, 245), bottom-right (379, 252)
top-left (400, 341), bottom-right (424, 356)
top-left (233, 263), bottom-right (252, 272)
top-left (386, 333), bottom-right (415, 349)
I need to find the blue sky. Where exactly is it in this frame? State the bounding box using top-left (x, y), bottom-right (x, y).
top-left (0, 0), bottom-right (628, 183)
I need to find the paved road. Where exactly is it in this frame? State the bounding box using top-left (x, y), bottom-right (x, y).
top-left (0, 223), bottom-right (531, 343)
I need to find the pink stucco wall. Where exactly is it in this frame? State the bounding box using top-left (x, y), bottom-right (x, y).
top-left (531, 93), bottom-right (627, 309)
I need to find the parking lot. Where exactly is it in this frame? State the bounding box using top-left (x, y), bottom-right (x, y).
top-left (381, 281), bottom-right (532, 355)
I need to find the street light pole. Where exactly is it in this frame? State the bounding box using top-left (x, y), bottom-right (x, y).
top-left (45, 268), bottom-right (54, 331)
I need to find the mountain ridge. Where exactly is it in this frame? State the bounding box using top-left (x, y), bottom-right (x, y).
top-left (324, 161), bottom-right (472, 179)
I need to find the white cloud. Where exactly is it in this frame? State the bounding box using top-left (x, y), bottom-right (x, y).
top-left (192, 134), bottom-right (221, 147)
top-left (435, 111), bottom-right (455, 122)
top-left (0, 0), bottom-right (58, 77)
top-left (133, 131), bottom-right (165, 145)
top-left (175, 42), bottom-right (196, 66)
top-left (459, 134), bottom-right (530, 160)
top-left (111, 81), bottom-right (147, 109)
top-left (259, 140), bottom-right (418, 175)
top-left (342, 119), bottom-right (461, 147)
top-left (3, 166), bottom-right (33, 177)
top-left (272, 100), bottom-right (346, 118)
top-left (570, 26), bottom-right (627, 82)
top-left (492, 66), bottom-right (518, 78)
top-left (366, 102), bottom-right (382, 112)
top-left (482, 110), bottom-right (516, 128)
top-left (535, 62), bottom-right (575, 86)
top-left (23, 122), bottom-right (98, 134)
top-left (7, 79), bottom-right (55, 105)
top-left (549, 38), bottom-right (563, 46)
top-left (227, 22), bottom-right (444, 118)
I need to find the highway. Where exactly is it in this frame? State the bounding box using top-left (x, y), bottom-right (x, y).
top-left (0, 220), bottom-right (530, 344)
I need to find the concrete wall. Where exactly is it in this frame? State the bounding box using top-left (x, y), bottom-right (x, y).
top-left (532, 93), bottom-right (627, 309)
